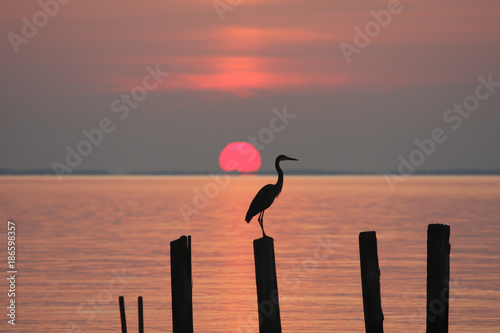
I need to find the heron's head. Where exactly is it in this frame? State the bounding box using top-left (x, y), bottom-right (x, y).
top-left (277, 155), bottom-right (298, 162)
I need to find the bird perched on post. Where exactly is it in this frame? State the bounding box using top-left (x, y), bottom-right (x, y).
top-left (245, 155), bottom-right (298, 237)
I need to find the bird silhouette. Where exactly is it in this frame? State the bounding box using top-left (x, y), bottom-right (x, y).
top-left (245, 155), bottom-right (298, 237)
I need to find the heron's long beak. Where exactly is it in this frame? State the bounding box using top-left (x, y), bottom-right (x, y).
top-left (286, 157), bottom-right (298, 161)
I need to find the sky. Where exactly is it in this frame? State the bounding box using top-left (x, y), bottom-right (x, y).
top-left (1, 0), bottom-right (500, 174)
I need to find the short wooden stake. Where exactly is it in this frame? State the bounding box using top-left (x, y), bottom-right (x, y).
top-left (119, 296), bottom-right (127, 333)
top-left (138, 296), bottom-right (144, 333)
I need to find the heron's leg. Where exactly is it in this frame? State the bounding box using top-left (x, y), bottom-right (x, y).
top-left (260, 211), bottom-right (267, 237)
top-left (257, 212), bottom-right (262, 229)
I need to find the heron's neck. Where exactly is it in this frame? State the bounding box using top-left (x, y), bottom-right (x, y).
top-left (275, 159), bottom-right (284, 195)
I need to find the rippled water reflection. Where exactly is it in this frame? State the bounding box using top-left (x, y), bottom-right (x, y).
top-left (0, 176), bottom-right (499, 332)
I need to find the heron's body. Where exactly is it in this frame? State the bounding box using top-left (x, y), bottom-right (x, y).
top-left (245, 155), bottom-right (297, 237)
top-left (245, 184), bottom-right (278, 222)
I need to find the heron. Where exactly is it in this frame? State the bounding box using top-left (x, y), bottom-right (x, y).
top-left (245, 155), bottom-right (298, 237)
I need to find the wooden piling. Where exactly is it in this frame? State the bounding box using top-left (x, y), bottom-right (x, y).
top-left (253, 236), bottom-right (282, 333)
top-left (119, 296), bottom-right (127, 333)
top-left (426, 224), bottom-right (450, 333)
top-left (138, 296), bottom-right (144, 333)
top-left (170, 235), bottom-right (193, 333)
top-left (359, 231), bottom-right (384, 333)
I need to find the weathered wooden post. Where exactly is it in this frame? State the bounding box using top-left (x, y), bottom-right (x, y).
top-left (253, 236), bottom-right (282, 333)
top-left (170, 235), bottom-right (193, 333)
top-left (359, 231), bottom-right (384, 333)
top-left (119, 296), bottom-right (127, 333)
top-left (138, 296), bottom-right (144, 333)
top-left (427, 224), bottom-right (450, 333)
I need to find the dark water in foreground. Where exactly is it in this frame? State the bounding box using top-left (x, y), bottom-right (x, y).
top-left (0, 176), bottom-right (499, 332)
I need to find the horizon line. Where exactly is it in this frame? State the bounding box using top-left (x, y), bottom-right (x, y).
top-left (1, 168), bottom-right (500, 176)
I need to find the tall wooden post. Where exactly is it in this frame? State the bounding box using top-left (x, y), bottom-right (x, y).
top-left (170, 235), bottom-right (193, 333)
top-left (253, 237), bottom-right (282, 333)
top-left (427, 224), bottom-right (450, 333)
top-left (359, 231), bottom-right (384, 333)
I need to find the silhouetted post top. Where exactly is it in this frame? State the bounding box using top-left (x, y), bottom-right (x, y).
top-left (170, 235), bottom-right (193, 333)
top-left (253, 236), bottom-right (282, 333)
top-left (427, 223), bottom-right (450, 333)
top-left (359, 231), bottom-right (384, 333)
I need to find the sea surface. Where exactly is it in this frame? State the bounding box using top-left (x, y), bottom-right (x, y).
top-left (0, 176), bottom-right (499, 332)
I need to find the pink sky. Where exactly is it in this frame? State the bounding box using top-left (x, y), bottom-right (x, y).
top-left (2, 0), bottom-right (499, 96)
top-left (1, 0), bottom-right (500, 173)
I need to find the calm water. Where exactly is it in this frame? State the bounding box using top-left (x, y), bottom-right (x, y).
top-left (0, 176), bottom-right (499, 332)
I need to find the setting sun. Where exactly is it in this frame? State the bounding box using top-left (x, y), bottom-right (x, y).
top-left (219, 142), bottom-right (261, 173)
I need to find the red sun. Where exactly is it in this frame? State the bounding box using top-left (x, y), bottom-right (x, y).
top-left (219, 142), bottom-right (261, 173)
